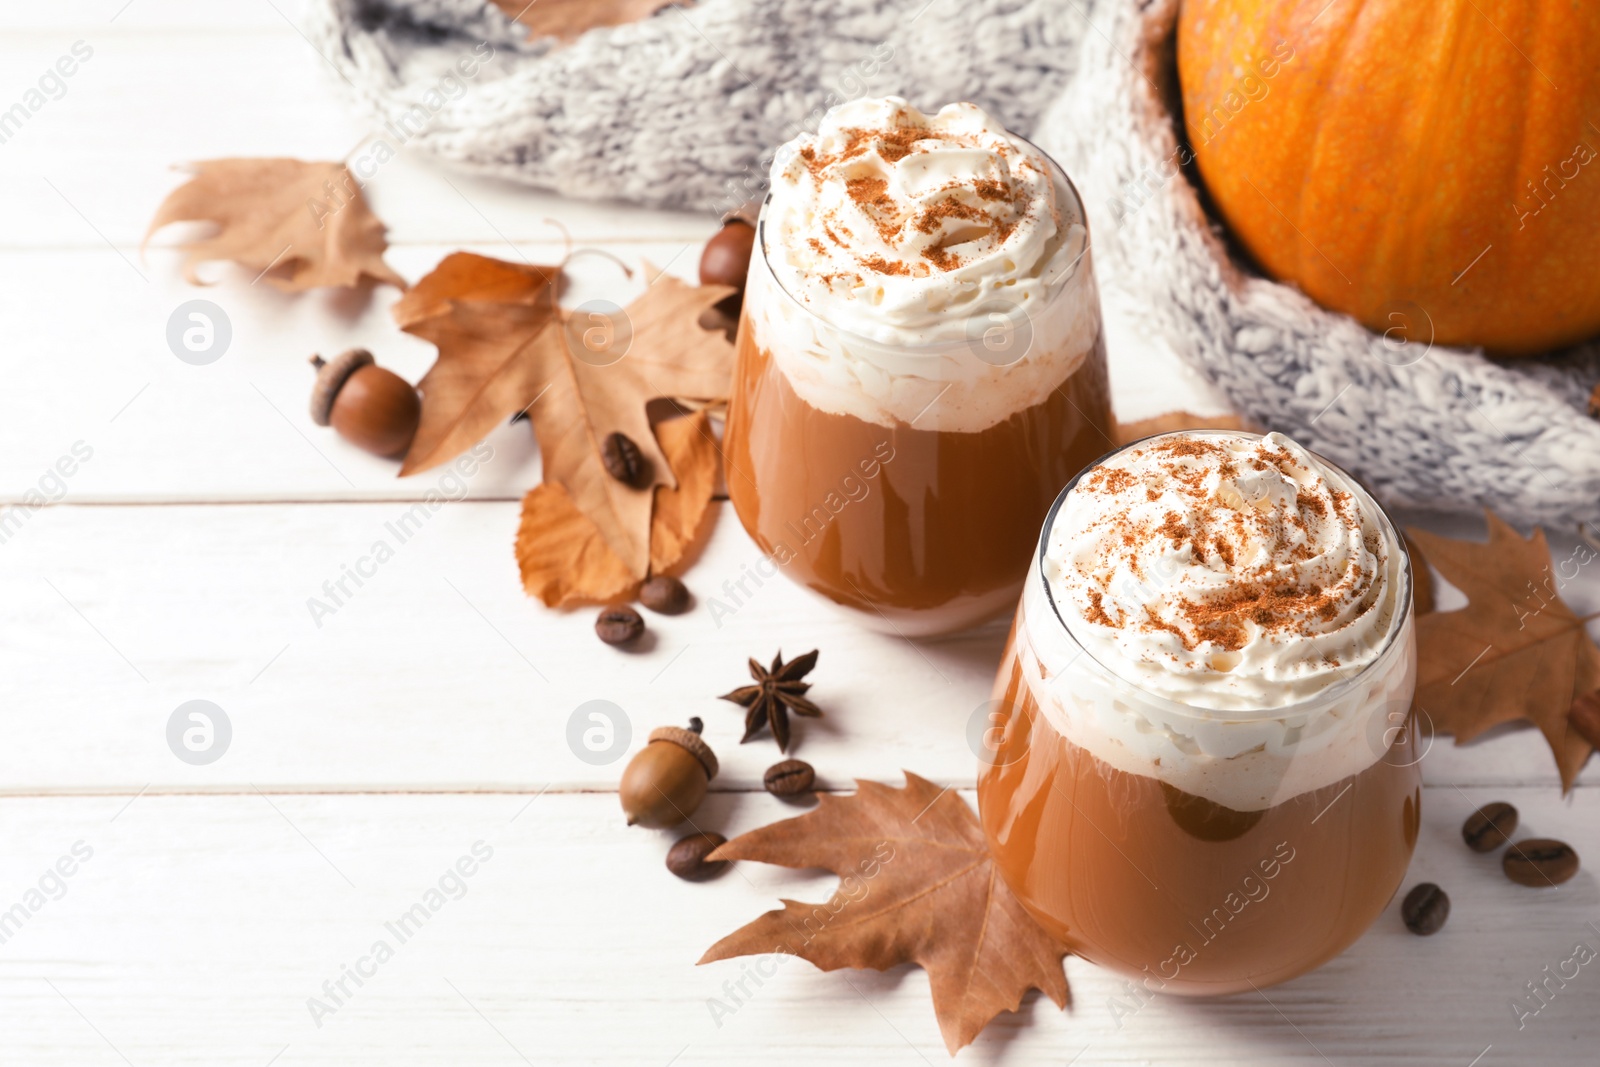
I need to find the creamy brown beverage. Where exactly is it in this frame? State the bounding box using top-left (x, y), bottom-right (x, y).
top-left (722, 97), bottom-right (1113, 635)
top-left (978, 431), bottom-right (1420, 995)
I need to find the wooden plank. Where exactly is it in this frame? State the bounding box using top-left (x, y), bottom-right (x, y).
top-left (0, 787), bottom-right (1592, 1064)
top-left (0, 33), bottom-right (712, 250)
top-left (0, 500), bottom-right (1593, 793)
top-left (0, 243), bottom-right (712, 503)
top-left (0, 1), bottom-right (290, 31)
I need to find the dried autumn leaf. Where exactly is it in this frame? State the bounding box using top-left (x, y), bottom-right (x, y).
top-left (392, 250), bottom-right (556, 328)
top-left (1404, 535), bottom-right (1435, 616)
top-left (613, 267), bottom-right (740, 404)
top-left (1410, 513), bottom-right (1600, 789)
top-left (516, 482), bottom-right (637, 607)
top-left (1572, 688), bottom-right (1600, 750)
top-left (146, 159), bottom-right (404, 291)
top-left (1113, 410), bottom-right (1252, 446)
top-left (489, 0), bottom-right (687, 43)
top-left (700, 772), bottom-right (1071, 1055)
top-left (396, 254), bottom-right (563, 475)
top-left (517, 411), bottom-right (719, 607)
top-left (646, 411), bottom-right (720, 574)
top-left (404, 250), bottom-right (733, 576)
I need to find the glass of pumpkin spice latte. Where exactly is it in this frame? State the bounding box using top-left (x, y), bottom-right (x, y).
top-left (722, 97), bottom-right (1112, 636)
top-left (978, 430), bottom-right (1421, 995)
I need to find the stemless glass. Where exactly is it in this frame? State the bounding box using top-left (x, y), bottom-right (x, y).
top-left (721, 152), bottom-right (1113, 637)
top-left (976, 433), bottom-right (1421, 995)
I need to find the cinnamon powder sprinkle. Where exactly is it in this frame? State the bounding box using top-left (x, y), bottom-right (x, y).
top-left (921, 245), bottom-right (962, 272)
top-left (973, 178), bottom-right (1009, 201)
top-left (860, 254), bottom-right (910, 276)
top-left (1070, 435), bottom-right (1377, 662)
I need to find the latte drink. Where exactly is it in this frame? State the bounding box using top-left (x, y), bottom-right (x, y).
top-left (978, 431), bottom-right (1420, 994)
top-left (723, 97), bottom-right (1112, 635)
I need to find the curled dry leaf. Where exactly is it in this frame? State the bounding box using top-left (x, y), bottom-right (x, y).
top-left (489, 0), bottom-right (688, 43)
top-left (517, 410), bottom-right (719, 607)
top-left (700, 772), bottom-right (1071, 1056)
top-left (146, 159), bottom-right (405, 291)
top-left (646, 410), bottom-right (720, 574)
top-left (515, 483), bottom-right (637, 607)
top-left (402, 250), bottom-right (733, 578)
top-left (1410, 513), bottom-right (1600, 790)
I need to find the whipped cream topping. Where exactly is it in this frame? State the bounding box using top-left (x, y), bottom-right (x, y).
top-left (1047, 432), bottom-right (1401, 710)
top-left (750, 97), bottom-right (1101, 433)
top-left (1019, 431), bottom-right (1416, 811)
top-left (766, 97), bottom-right (1075, 341)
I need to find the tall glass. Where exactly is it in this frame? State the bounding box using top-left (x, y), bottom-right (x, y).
top-left (977, 433), bottom-right (1421, 995)
top-left (722, 153), bottom-right (1113, 637)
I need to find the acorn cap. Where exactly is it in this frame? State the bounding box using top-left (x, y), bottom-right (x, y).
top-left (649, 725), bottom-right (717, 779)
top-left (308, 348), bottom-right (375, 426)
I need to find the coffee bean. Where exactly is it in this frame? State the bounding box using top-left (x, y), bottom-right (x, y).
top-left (699, 220), bottom-right (755, 291)
top-left (696, 292), bottom-right (742, 343)
top-left (639, 574), bottom-right (690, 614)
top-left (666, 831), bottom-right (729, 881)
top-left (1503, 838), bottom-right (1580, 887)
top-left (1400, 882), bottom-right (1449, 935)
top-left (601, 432), bottom-right (650, 488)
top-left (764, 759), bottom-right (815, 797)
top-left (595, 605), bottom-right (644, 645)
top-left (1462, 801), bottom-right (1518, 853)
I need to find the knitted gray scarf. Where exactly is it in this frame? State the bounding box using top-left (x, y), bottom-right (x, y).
top-left (306, 0), bottom-right (1600, 526)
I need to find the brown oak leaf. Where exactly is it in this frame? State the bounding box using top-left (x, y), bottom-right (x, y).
top-left (146, 159), bottom-right (404, 291)
top-left (516, 409), bottom-right (719, 607)
top-left (700, 772), bottom-right (1071, 1056)
top-left (489, 0), bottom-right (688, 43)
top-left (402, 252), bottom-right (732, 577)
top-left (1410, 512), bottom-right (1600, 789)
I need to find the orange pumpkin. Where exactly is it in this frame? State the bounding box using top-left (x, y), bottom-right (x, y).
top-left (1177, 0), bottom-right (1600, 355)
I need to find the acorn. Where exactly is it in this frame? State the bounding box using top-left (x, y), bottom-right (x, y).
top-left (620, 717), bottom-right (718, 828)
top-left (698, 219), bottom-right (756, 291)
top-left (309, 348), bottom-right (421, 458)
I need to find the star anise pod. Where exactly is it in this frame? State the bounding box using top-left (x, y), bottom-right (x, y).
top-left (720, 649), bottom-right (821, 751)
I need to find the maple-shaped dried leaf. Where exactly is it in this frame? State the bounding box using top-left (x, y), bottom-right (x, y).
top-left (1572, 688), bottom-right (1600, 750)
top-left (1410, 512), bottom-right (1600, 789)
top-left (146, 159), bottom-right (404, 291)
top-left (613, 268), bottom-right (739, 405)
top-left (517, 411), bottom-right (718, 607)
top-left (489, 0), bottom-right (687, 44)
top-left (404, 249), bottom-right (733, 575)
top-left (1404, 535), bottom-right (1435, 616)
top-left (700, 772), bottom-right (1071, 1055)
top-left (396, 253), bottom-right (563, 475)
top-left (393, 250), bottom-right (556, 328)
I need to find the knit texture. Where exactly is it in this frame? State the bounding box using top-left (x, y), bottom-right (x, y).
top-left (308, 0), bottom-right (1600, 526)
top-left (303, 0), bottom-right (1088, 216)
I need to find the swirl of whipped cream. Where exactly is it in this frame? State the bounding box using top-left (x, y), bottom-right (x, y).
top-left (1045, 431), bottom-right (1404, 711)
top-left (765, 96), bottom-right (1080, 344)
top-left (751, 97), bottom-right (1100, 433)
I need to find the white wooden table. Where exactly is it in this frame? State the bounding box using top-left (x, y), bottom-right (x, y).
top-left (2, 4), bottom-right (1596, 1064)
